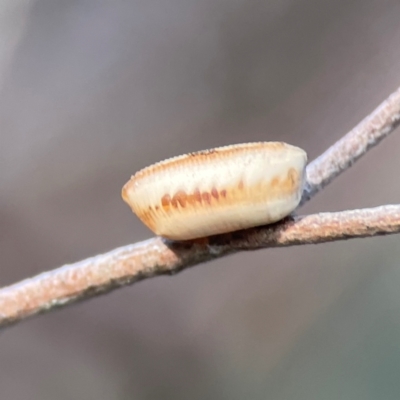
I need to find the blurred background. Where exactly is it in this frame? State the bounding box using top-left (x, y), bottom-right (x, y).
top-left (1, 0), bottom-right (400, 398)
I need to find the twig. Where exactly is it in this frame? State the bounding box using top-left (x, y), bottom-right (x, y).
top-left (300, 86), bottom-right (400, 204)
top-left (1, 86), bottom-right (400, 328)
top-left (1, 205), bottom-right (400, 328)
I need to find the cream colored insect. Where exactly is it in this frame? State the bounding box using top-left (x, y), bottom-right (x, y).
top-left (122, 142), bottom-right (307, 240)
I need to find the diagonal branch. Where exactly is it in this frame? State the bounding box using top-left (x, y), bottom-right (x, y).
top-left (1, 205), bottom-right (400, 328)
top-left (1, 85), bottom-right (400, 329)
top-left (301, 86), bottom-right (400, 204)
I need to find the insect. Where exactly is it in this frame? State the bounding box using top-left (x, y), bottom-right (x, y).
top-left (122, 142), bottom-right (307, 240)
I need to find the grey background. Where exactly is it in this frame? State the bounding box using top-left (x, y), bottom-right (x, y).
top-left (1, 0), bottom-right (400, 398)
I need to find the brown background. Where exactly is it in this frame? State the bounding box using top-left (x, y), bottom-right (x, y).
top-left (1, 0), bottom-right (400, 398)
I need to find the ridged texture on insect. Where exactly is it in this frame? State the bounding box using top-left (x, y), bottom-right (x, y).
top-left (122, 142), bottom-right (307, 240)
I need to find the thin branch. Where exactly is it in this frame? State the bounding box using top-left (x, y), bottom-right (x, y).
top-left (1, 85), bottom-right (400, 328)
top-left (1, 205), bottom-right (400, 328)
top-left (300, 86), bottom-right (400, 204)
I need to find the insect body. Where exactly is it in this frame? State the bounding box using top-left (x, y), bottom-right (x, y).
top-left (122, 142), bottom-right (307, 240)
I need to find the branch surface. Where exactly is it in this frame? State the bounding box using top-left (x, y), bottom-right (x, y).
top-left (1, 86), bottom-right (400, 328)
top-left (301, 86), bottom-right (400, 204)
